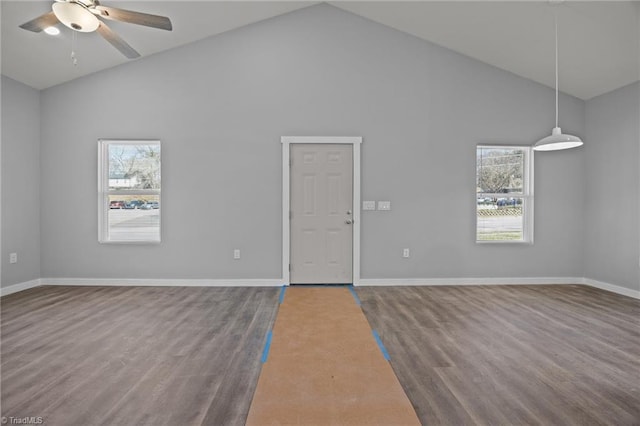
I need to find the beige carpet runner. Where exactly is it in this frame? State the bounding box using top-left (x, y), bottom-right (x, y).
top-left (246, 286), bottom-right (420, 425)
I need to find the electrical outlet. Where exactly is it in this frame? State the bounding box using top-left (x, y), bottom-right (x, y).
top-left (9, 253), bottom-right (17, 264)
top-left (362, 201), bottom-right (376, 211)
top-left (402, 248), bottom-right (410, 258)
top-left (233, 249), bottom-right (241, 260)
top-left (378, 201), bottom-right (391, 211)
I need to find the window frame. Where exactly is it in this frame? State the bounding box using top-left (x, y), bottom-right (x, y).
top-left (98, 139), bottom-right (161, 244)
top-left (475, 144), bottom-right (534, 244)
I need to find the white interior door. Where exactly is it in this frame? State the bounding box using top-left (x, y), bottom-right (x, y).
top-left (290, 144), bottom-right (353, 284)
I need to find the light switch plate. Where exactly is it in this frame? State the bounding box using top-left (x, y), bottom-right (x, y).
top-left (9, 253), bottom-right (17, 264)
top-left (233, 249), bottom-right (240, 260)
top-left (362, 201), bottom-right (376, 211)
top-left (378, 201), bottom-right (391, 211)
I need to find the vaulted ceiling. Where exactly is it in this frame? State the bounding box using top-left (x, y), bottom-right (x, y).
top-left (2, 1), bottom-right (638, 100)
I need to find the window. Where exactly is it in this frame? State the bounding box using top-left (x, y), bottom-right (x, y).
top-left (98, 140), bottom-right (161, 243)
top-left (476, 145), bottom-right (533, 243)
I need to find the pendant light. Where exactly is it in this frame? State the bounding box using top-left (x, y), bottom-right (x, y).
top-left (533, 12), bottom-right (583, 151)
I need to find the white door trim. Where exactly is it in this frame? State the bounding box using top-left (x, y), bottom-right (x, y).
top-left (282, 136), bottom-right (362, 286)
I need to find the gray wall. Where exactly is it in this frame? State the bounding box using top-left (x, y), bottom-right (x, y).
top-left (1, 76), bottom-right (41, 287)
top-left (39, 4), bottom-right (586, 280)
top-left (584, 82), bottom-right (640, 291)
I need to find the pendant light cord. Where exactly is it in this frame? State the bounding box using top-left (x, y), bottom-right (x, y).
top-left (555, 12), bottom-right (559, 128)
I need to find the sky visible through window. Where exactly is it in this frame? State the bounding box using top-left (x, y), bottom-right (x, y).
top-left (109, 144), bottom-right (161, 190)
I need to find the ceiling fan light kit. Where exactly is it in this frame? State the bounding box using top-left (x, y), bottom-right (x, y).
top-left (44, 26), bottom-right (60, 36)
top-left (533, 6), bottom-right (583, 152)
top-left (52, 1), bottom-right (99, 32)
top-left (19, 0), bottom-right (172, 59)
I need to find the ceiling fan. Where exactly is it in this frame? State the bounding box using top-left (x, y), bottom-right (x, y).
top-left (19, 0), bottom-right (173, 59)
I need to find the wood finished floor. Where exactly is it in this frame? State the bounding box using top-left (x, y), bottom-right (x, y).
top-left (1, 286), bottom-right (279, 426)
top-left (358, 285), bottom-right (640, 426)
top-left (1, 284), bottom-right (639, 425)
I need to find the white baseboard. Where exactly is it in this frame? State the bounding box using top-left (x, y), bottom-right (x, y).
top-left (583, 278), bottom-right (640, 299)
top-left (357, 277), bottom-right (639, 300)
top-left (4, 277), bottom-right (637, 300)
top-left (357, 277), bottom-right (583, 286)
top-left (0, 279), bottom-right (41, 297)
top-left (40, 278), bottom-right (284, 287)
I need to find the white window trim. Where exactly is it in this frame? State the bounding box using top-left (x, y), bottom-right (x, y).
top-left (98, 139), bottom-right (161, 244)
top-left (476, 144), bottom-right (534, 244)
top-left (281, 136), bottom-right (362, 286)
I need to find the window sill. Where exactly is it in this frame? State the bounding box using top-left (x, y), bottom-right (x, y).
top-left (476, 240), bottom-right (533, 245)
top-left (99, 240), bottom-right (161, 245)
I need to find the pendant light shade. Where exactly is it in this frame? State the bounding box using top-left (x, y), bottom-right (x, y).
top-left (533, 12), bottom-right (583, 152)
top-left (534, 127), bottom-right (583, 151)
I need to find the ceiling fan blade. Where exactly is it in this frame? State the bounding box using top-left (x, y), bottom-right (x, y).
top-left (93, 6), bottom-right (172, 31)
top-left (19, 11), bottom-right (60, 33)
top-left (96, 22), bottom-right (140, 59)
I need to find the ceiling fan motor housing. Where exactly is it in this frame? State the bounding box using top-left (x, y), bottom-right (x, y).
top-left (52, 1), bottom-right (99, 32)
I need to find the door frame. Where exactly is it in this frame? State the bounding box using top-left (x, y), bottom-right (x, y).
top-left (281, 136), bottom-right (362, 286)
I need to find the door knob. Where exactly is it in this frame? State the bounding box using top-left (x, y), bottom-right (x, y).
top-left (345, 219), bottom-right (353, 224)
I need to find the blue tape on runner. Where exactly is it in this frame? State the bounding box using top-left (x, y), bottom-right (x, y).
top-left (279, 285), bottom-right (286, 304)
top-left (372, 330), bottom-right (391, 361)
top-left (261, 330), bottom-right (273, 363)
top-left (289, 284), bottom-right (348, 287)
top-left (348, 285), bottom-right (361, 306)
